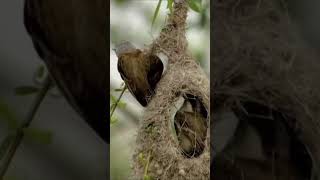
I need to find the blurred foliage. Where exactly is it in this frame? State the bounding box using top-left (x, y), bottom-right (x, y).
top-left (14, 64), bottom-right (48, 97)
top-left (152, 0), bottom-right (203, 28)
top-left (110, 116), bottom-right (118, 125)
top-left (0, 135), bottom-right (13, 161)
top-left (0, 98), bottom-right (53, 164)
top-left (114, 0), bottom-right (129, 6)
top-left (110, 83), bottom-right (127, 125)
top-left (0, 65), bottom-right (54, 172)
top-left (3, 175), bottom-right (18, 180)
top-left (14, 86), bottom-right (39, 96)
top-left (152, 0), bottom-right (163, 27)
top-left (139, 152), bottom-right (151, 180)
top-left (23, 127), bottom-right (53, 145)
top-left (188, 0), bottom-right (203, 12)
top-left (0, 100), bottom-right (19, 129)
top-left (110, 132), bottom-right (134, 179)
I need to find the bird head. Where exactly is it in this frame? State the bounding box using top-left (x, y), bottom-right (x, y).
top-left (114, 41), bottom-right (136, 57)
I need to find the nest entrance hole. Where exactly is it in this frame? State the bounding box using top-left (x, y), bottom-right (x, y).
top-left (173, 93), bottom-right (208, 158)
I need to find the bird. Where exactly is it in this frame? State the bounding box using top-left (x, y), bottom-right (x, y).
top-left (24, 0), bottom-right (108, 143)
top-left (114, 41), bottom-right (164, 107)
top-left (174, 95), bottom-right (208, 158)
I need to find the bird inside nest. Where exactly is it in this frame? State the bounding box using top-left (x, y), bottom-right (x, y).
top-left (114, 41), bottom-right (167, 107)
top-left (212, 101), bottom-right (313, 180)
top-left (174, 94), bottom-right (208, 158)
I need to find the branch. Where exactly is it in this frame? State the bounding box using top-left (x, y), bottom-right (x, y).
top-left (110, 86), bottom-right (127, 118)
top-left (0, 75), bottom-right (52, 178)
top-left (152, 0), bottom-right (189, 63)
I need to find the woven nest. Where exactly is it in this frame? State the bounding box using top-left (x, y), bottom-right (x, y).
top-left (131, 1), bottom-right (210, 179)
top-left (212, 0), bottom-right (320, 178)
top-left (132, 60), bottom-right (210, 180)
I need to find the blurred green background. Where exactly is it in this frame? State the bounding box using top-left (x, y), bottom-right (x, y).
top-left (110, 0), bottom-right (210, 179)
top-left (0, 1), bottom-right (107, 180)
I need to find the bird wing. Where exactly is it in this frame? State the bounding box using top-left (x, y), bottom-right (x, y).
top-left (24, 0), bottom-right (108, 142)
top-left (147, 54), bottom-right (164, 90)
top-left (117, 52), bottom-right (151, 106)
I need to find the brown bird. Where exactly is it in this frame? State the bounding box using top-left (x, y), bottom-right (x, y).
top-left (24, 0), bottom-right (108, 142)
top-left (115, 42), bottom-right (164, 106)
top-left (174, 95), bottom-right (208, 158)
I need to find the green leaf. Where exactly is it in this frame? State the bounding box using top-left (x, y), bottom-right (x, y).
top-left (0, 135), bottom-right (13, 161)
top-left (110, 116), bottom-right (118, 125)
top-left (110, 95), bottom-right (117, 104)
top-left (144, 175), bottom-right (152, 180)
top-left (35, 65), bottom-right (45, 79)
top-left (3, 175), bottom-right (18, 180)
top-left (23, 128), bottom-right (53, 145)
top-left (0, 100), bottom-right (19, 129)
top-left (114, 88), bottom-right (124, 92)
top-left (152, 0), bottom-right (163, 27)
top-left (188, 0), bottom-right (202, 13)
top-left (110, 103), bottom-right (116, 111)
top-left (167, 0), bottom-right (174, 13)
top-left (117, 100), bottom-right (127, 109)
top-left (14, 86), bottom-right (39, 96)
top-left (138, 152), bottom-right (145, 164)
top-left (120, 82), bottom-right (126, 88)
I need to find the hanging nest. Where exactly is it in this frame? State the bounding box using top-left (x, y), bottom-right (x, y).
top-left (212, 0), bottom-right (320, 179)
top-left (131, 1), bottom-right (210, 179)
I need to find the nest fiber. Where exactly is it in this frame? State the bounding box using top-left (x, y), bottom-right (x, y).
top-left (212, 0), bottom-right (320, 176)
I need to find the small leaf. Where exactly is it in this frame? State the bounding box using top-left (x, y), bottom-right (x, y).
top-left (144, 175), bottom-right (152, 180)
top-left (23, 128), bottom-right (53, 145)
top-left (110, 103), bottom-right (116, 111)
top-left (188, 0), bottom-right (202, 12)
top-left (0, 135), bottom-right (13, 161)
top-left (3, 175), bottom-right (19, 180)
top-left (35, 65), bottom-right (45, 79)
top-left (120, 82), bottom-right (126, 88)
top-left (110, 95), bottom-right (117, 104)
top-left (152, 0), bottom-right (163, 27)
top-left (117, 100), bottom-right (127, 109)
top-left (14, 86), bottom-right (39, 96)
top-left (167, 0), bottom-right (174, 13)
top-left (0, 100), bottom-right (19, 129)
top-left (138, 152), bottom-right (145, 164)
top-left (114, 88), bottom-right (124, 92)
top-left (111, 95), bottom-right (117, 102)
top-left (110, 116), bottom-right (118, 125)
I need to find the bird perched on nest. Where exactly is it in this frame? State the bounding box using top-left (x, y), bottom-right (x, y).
top-left (174, 95), bottom-right (208, 158)
top-left (114, 41), bottom-right (164, 106)
top-left (24, 0), bottom-right (108, 142)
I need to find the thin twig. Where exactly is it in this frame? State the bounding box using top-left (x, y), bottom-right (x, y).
top-left (143, 151), bottom-right (151, 178)
top-left (110, 86), bottom-right (127, 118)
top-left (0, 75), bottom-right (52, 178)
